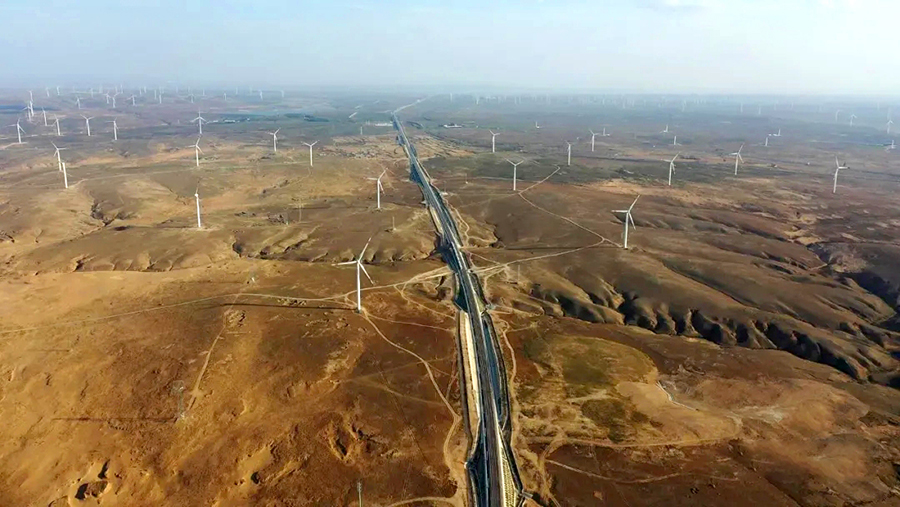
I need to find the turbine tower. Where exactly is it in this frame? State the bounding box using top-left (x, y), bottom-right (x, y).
top-left (589, 130), bottom-right (598, 152)
top-left (566, 141), bottom-right (573, 166)
top-left (108, 118), bottom-right (118, 141)
top-left (666, 153), bottom-right (679, 186)
top-left (268, 129), bottom-right (280, 152)
top-left (191, 137), bottom-right (203, 167)
top-left (849, 114), bottom-right (857, 126)
top-left (51, 141), bottom-right (67, 171)
top-left (81, 115), bottom-right (94, 137)
top-left (9, 120), bottom-right (25, 144)
top-left (192, 111), bottom-right (206, 135)
top-left (194, 187), bottom-right (203, 229)
top-left (506, 159), bottom-right (524, 191)
top-left (336, 239), bottom-right (374, 313)
top-left (61, 161), bottom-right (68, 189)
top-left (833, 156), bottom-right (848, 194)
top-left (489, 130), bottom-right (498, 153)
top-left (612, 196), bottom-right (640, 249)
top-left (887, 120), bottom-right (893, 134)
top-left (367, 170), bottom-right (386, 209)
top-left (53, 115), bottom-right (62, 136)
top-left (303, 141), bottom-right (318, 166)
top-left (730, 144), bottom-right (744, 176)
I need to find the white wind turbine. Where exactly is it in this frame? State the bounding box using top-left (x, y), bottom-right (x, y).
top-left (833, 156), bottom-right (848, 194)
top-left (191, 137), bottom-right (203, 167)
top-left (128, 94), bottom-right (136, 106)
top-left (303, 140), bottom-right (318, 166)
top-left (566, 141), bottom-right (573, 166)
top-left (194, 187), bottom-right (203, 229)
top-left (53, 115), bottom-right (62, 136)
top-left (108, 118), bottom-right (118, 141)
top-left (730, 144), bottom-right (744, 175)
top-left (489, 130), bottom-right (499, 153)
top-left (887, 139), bottom-right (895, 152)
top-left (888, 120), bottom-right (894, 134)
top-left (81, 115), bottom-right (94, 136)
top-left (61, 160), bottom-right (69, 189)
top-left (770, 128), bottom-right (781, 137)
top-left (601, 128), bottom-right (610, 137)
top-left (665, 153), bottom-right (679, 186)
top-left (41, 107), bottom-right (48, 127)
top-left (673, 135), bottom-right (679, 146)
top-left (612, 196), bottom-right (640, 250)
top-left (75, 96), bottom-right (82, 109)
top-left (660, 124), bottom-right (669, 134)
top-left (589, 130), bottom-right (598, 152)
top-left (192, 111), bottom-right (206, 135)
top-left (268, 129), bottom-right (280, 152)
top-left (336, 238), bottom-right (374, 313)
top-left (367, 170), bottom-right (386, 209)
top-left (51, 141), bottom-right (67, 171)
top-left (849, 114), bottom-right (857, 126)
top-left (506, 159), bottom-right (524, 191)
top-left (9, 119), bottom-right (25, 144)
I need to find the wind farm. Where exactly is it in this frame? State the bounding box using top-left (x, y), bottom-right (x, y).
top-left (1, 83), bottom-right (900, 507)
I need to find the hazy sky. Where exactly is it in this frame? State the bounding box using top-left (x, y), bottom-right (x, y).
top-left (0, 0), bottom-right (896, 94)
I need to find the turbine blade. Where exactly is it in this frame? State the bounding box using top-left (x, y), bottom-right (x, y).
top-left (629, 195), bottom-right (641, 211)
top-left (359, 237), bottom-right (372, 259)
top-left (359, 263), bottom-right (373, 284)
top-left (335, 260), bottom-right (356, 266)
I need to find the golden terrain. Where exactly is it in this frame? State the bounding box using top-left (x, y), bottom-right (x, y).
top-left (2, 95), bottom-right (899, 506)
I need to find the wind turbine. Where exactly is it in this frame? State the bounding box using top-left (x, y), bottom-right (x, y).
top-left (833, 156), bottom-right (848, 194)
top-left (589, 130), bottom-right (598, 152)
top-left (888, 120), bottom-right (894, 134)
top-left (51, 141), bottom-right (66, 171)
top-left (612, 196), bottom-right (640, 249)
top-left (75, 96), bottom-right (82, 109)
top-left (601, 128), bottom-right (610, 137)
top-left (534, 121), bottom-right (541, 129)
top-left (730, 144), bottom-right (744, 176)
top-left (194, 187), bottom-right (203, 229)
top-left (367, 170), bottom-right (386, 209)
top-left (660, 124), bottom-right (669, 134)
top-left (191, 137), bottom-right (203, 167)
top-left (191, 111), bottom-right (206, 135)
top-left (303, 141), bottom-right (318, 166)
top-left (268, 129), bottom-right (280, 152)
top-left (128, 94), bottom-right (136, 106)
top-left (887, 139), bottom-right (895, 152)
top-left (566, 141), bottom-right (573, 166)
top-left (835, 110), bottom-right (841, 122)
top-left (770, 128), bottom-right (781, 137)
top-left (849, 114), bottom-right (857, 126)
top-left (336, 238), bottom-right (374, 313)
top-left (673, 135), bottom-right (679, 146)
top-left (53, 115), bottom-right (61, 136)
top-left (9, 119), bottom-right (25, 144)
top-left (108, 118), bottom-right (118, 141)
top-left (764, 136), bottom-right (769, 147)
top-left (489, 130), bottom-right (499, 153)
top-left (506, 159), bottom-right (524, 191)
top-left (41, 107), bottom-right (48, 127)
top-left (81, 115), bottom-right (94, 136)
top-left (665, 153), bottom-right (680, 186)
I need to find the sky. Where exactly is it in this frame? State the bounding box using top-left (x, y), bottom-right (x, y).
top-left (0, 0), bottom-right (897, 95)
